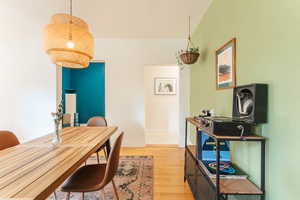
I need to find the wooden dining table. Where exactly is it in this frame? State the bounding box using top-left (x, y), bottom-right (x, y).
top-left (0, 126), bottom-right (118, 200)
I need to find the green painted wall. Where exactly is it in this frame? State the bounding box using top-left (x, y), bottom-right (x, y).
top-left (190, 0), bottom-right (300, 200)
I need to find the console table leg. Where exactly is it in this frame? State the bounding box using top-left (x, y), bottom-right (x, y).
top-left (223, 194), bottom-right (228, 200)
top-left (216, 140), bottom-right (220, 200)
top-left (261, 140), bottom-right (266, 200)
top-left (184, 119), bottom-right (188, 182)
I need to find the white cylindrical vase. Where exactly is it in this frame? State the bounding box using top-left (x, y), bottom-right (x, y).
top-left (65, 93), bottom-right (77, 126)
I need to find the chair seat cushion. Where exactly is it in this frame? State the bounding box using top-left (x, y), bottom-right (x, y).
top-left (61, 164), bottom-right (106, 192)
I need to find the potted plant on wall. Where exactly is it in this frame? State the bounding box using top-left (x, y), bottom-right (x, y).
top-left (176, 17), bottom-right (200, 68)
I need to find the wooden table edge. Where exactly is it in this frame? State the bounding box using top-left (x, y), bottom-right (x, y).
top-left (11, 126), bottom-right (118, 200)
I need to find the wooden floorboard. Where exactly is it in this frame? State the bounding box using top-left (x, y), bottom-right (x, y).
top-left (120, 145), bottom-right (194, 200)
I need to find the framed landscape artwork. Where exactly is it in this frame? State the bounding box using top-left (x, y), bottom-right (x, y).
top-left (216, 38), bottom-right (236, 90)
top-left (154, 78), bottom-right (177, 95)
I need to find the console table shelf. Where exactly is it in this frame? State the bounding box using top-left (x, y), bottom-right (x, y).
top-left (198, 160), bottom-right (263, 195)
top-left (184, 117), bottom-right (266, 200)
top-left (212, 178), bottom-right (263, 195)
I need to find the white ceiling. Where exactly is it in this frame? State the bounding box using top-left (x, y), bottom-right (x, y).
top-left (0, 0), bottom-right (211, 39)
top-left (75, 0), bottom-right (212, 38)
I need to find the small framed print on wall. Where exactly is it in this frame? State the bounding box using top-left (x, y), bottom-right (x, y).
top-left (154, 78), bottom-right (177, 95)
top-left (216, 38), bottom-right (236, 90)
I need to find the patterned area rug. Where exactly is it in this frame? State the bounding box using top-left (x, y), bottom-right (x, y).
top-left (48, 156), bottom-right (153, 200)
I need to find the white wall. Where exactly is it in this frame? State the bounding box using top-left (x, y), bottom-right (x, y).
top-left (144, 66), bottom-right (180, 144)
top-left (94, 39), bottom-right (185, 146)
top-left (0, 1), bottom-right (61, 141)
top-left (0, 40), bottom-right (56, 142)
top-left (179, 67), bottom-right (190, 147)
top-left (0, 1), bottom-right (186, 146)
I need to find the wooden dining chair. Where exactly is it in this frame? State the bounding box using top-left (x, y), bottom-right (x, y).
top-left (87, 116), bottom-right (110, 163)
top-left (0, 131), bottom-right (20, 151)
top-left (61, 132), bottom-right (124, 200)
top-left (87, 116), bottom-right (107, 127)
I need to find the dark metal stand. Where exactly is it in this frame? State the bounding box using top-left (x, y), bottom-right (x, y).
top-left (215, 140), bottom-right (220, 200)
top-left (260, 140), bottom-right (266, 200)
top-left (184, 118), bottom-right (266, 200)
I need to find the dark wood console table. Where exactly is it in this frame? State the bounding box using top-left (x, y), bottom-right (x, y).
top-left (184, 117), bottom-right (266, 200)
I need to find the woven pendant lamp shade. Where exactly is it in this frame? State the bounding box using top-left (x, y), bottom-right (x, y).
top-left (43, 14), bottom-right (94, 68)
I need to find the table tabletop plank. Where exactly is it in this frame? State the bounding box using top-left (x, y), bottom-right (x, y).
top-left (0, 126), bottom-right (118, 200)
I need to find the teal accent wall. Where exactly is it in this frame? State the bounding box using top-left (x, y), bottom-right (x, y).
top-left (62, 62), bottom-right (105, 123)
top-left (190, 0), bottom-right (300, 200)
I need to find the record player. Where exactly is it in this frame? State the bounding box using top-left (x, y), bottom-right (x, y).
top-left (195, 116), bottom-right (254, 137)
top-left (194, 84), bottom-right (268, 136)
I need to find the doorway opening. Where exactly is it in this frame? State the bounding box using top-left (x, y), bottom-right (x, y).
top-left (144, 65), bottom-right (180, 145)
top-left (61, 62), bottom-right (105, 125)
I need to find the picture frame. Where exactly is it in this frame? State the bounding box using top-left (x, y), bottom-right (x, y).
top-left (154, 78), bottom-right (177, 95)
top-left (216, 38), bottom-right (236, 90)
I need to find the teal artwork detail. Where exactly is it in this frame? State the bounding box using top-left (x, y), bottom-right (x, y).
top-left (62, 62), bottom-right (105, 123)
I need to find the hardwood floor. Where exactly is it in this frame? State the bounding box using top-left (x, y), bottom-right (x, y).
top-left (120, 145), bottom-right (194, 200)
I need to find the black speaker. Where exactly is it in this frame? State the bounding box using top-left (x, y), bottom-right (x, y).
top-left (232, 84), bottom-right (268, 124)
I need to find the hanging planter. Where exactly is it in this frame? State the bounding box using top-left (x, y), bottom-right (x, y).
top-left (176, 17), bottom-right (200, 67)
top-left (179, 48), bottom-right (200, 65)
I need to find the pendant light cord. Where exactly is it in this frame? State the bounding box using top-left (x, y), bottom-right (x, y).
top-left (187, 16), bottom-right (191, 50)
top-left (188, 16), bottom-right (191, 41)
top-left (69, 0), bottom-right (73, 41)
top-left (70, 0), bottom-right (73, 20)
top-left (187, 16), bottom-right (195, 50)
